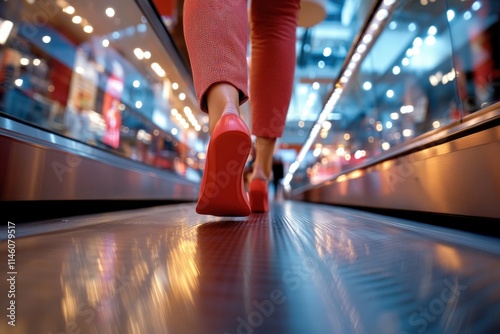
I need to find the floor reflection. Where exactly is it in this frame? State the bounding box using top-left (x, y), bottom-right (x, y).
top-left (1, 202), bottom-right (500, 334)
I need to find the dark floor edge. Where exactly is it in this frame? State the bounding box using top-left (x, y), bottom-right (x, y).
top-left (1, 200), bottom-right (194, 224)
top-left (336, 204), bottom-right (500, 239)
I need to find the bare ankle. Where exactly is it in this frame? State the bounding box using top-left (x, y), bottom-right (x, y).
top-left (252, 168), bottom-right (270, 181)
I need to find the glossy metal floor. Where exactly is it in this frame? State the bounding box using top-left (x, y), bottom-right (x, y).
top-left (2, 201), bottom-right (500, 334)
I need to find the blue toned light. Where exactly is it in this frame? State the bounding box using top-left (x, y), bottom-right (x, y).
top-left (427, 26), bottom-right (437, 35)
top-left (425, 35), bottom-right (436, 46)
top-left (447, 10), bottom-right (455, 22)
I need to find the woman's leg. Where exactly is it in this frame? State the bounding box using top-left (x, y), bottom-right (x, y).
top-left (183, 0), bottom-right (253, 216)
top-left (183, 0), bottom-right (249, 124)
top-left (249, 0), bottom-right (300, 180)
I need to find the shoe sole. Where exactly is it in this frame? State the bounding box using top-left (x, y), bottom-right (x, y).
top-left (196, 115), bottom-right (251, 216)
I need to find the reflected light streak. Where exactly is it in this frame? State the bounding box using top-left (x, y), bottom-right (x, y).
top-left (57, 222), bottom-right (200, 333)
top-left (434, 244), bottom-right (463, 272)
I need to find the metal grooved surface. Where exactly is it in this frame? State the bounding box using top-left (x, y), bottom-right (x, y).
top-left (2, 201), bottom-right (500, 334)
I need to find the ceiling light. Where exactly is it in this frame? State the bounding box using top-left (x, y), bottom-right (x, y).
top-left (376, 9), bottom-right (388, 21)
top-left (413, 37), bottom-right (423, 47)
top-left (42, 35), bottom-right (51, 43)
top-left (83, 25), bottom-right (93, 33)
top-left (357, 44), bottom-right (367, 53)
top-left (403, 129), bottom-right (413, 137)
top-left (362, 34), bottom-right (373, 44)
top-left (447, 10), bottom-right (455, 22)
top-left (106, 8), bottom-right (115, 17)
top-left (134, 48), bottom-right (144, 59)
top-left (64, 6), bottom-right (75, 15)
top-left (0, 20), bottom-right (14, 45)
top-left (425, 35), bottom-right (436, 46)
top-left (72, 16), bottom-right (82, 24)
top-left (151, 62), bottom-right (166, 77)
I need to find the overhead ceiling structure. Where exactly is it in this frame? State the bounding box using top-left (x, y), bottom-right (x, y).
top-left (285, 0), bottom-right (373, 147)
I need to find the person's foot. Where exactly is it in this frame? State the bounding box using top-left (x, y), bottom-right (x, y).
top-left (196, 111), bottom-right (252, 217)
top-left (249, 178), bottom-right (269, 213)
top-left (247, 136), bottom-right (276, 212)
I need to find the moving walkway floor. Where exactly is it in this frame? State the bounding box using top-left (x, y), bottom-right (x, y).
top-left (1, 201), bottom-right (500, 334)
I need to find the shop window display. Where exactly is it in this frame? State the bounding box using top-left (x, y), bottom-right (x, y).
top-left (0, 0), bottom-right (205, 181)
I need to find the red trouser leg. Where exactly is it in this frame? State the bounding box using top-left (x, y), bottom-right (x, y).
top-left (183, 0), bottom-right (250, 112)
top-left (250, 0), bottom-right (300, 138)
top-left (183, 0), bottom-right (300, 138)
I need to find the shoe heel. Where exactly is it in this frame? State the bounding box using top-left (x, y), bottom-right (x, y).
top-left (196, 113), bottom-right (251, 216)
top-left (249, 179), bottom-right (269, 213)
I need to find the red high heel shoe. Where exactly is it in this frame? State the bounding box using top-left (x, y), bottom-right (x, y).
top-left (249, 178), bottom-right (269, 213)
top-left (196, 112), bottom-right (251, 216)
